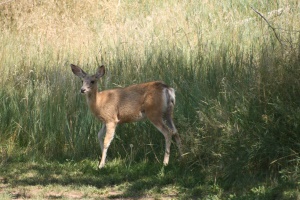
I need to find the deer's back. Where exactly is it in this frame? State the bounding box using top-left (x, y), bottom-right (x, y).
top-left (96, 81), bottom-right (169, 123)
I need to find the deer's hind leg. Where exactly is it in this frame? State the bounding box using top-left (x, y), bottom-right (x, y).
top-left (147, 114), bottom-right (173, 166)
top-left (164, 114), bottom-right (183, 159)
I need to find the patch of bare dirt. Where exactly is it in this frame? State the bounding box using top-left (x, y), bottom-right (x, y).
top-left (0, 176), bottom-right (177, 199)
top-left (61, 191), bottom-right (84, 199)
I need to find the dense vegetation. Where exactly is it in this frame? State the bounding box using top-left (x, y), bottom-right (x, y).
top-left (0, 0), bottom-right (299, 198)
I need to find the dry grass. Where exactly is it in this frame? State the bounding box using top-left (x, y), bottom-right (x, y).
top-left (1, 0), bottom-right (298, 69)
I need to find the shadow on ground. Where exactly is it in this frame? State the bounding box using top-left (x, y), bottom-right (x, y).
top-left (0, 159), bottom-right (206, 199)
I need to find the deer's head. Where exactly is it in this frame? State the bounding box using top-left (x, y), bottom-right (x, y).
top-left (71, 64), bottom-right (105, 94)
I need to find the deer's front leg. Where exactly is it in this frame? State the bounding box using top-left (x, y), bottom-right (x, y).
top-left (97, 124), bottom-right (106, 152)
top-left (98, 122), bottom-right (117, 169)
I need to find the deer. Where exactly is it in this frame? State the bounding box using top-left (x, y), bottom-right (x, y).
top-left (71, 64), bottom-right (183, 169)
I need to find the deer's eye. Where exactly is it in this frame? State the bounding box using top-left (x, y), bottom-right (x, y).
top-left (91, 80), bottom-right (95, 84)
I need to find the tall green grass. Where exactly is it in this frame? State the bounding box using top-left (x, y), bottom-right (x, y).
top-left (1, 0), bottom-right (299, 192)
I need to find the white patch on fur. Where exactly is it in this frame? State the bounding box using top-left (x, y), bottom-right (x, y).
top-left (162, 88), bottom-right (168, 112)
top-left (162, 87), bottom-right (176, 112)
top-left (167, 88), bottom-right (176, 105)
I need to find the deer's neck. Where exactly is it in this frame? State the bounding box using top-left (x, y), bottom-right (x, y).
top-left (85, 89), bottom-right (98, 106)
top-left (85, 89), bottom-right (103, 120)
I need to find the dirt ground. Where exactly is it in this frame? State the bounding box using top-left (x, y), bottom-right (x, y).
top-left (0, 176), bottom-right (176, 199)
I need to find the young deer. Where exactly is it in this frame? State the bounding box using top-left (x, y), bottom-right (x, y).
top-left (71, 64), bottom-right (183, 168)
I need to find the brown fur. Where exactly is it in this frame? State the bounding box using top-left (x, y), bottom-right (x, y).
top-left (71, 64), bottom-right (183, 168)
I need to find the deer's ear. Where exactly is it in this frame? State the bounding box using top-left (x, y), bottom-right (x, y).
top-left (71, 64), bottom-right (87, 78)
top-left (95, 65), bottom-right (105, 79)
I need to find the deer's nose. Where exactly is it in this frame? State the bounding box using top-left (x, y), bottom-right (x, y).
top-left (81, 88), bottom-right (86, 93)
